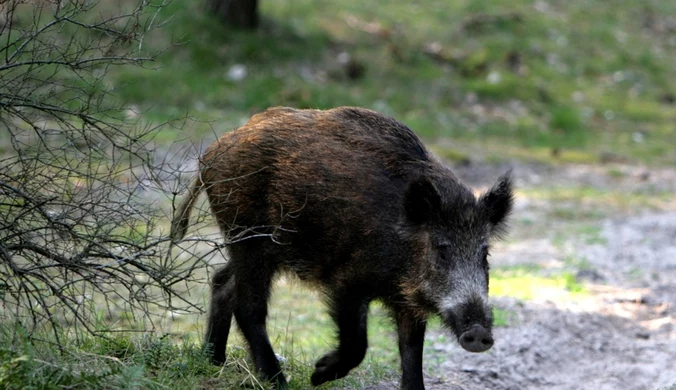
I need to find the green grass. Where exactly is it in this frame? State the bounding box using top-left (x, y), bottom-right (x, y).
top-left (0, 326), bottom-right (215, 389)
top-left (491, 267), bottom-right (587, 301)
top-left (519, 185), bottom-right (675, 217)
top-left (0, 312), bottom-right (389, 390)
top-left (102, 0), bottom-right (676, 165)
top-left (0, 276), bottom-right (518, 389)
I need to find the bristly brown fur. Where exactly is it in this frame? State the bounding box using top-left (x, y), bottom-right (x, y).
top-left (170, 106), bottom-right (514, 390)
top-left (170, 175), bottom-right (204, 242)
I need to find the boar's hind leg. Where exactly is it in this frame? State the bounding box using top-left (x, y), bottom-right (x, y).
top-left (205, 263), bottom-right (236, 365)
top-left (230, 245), bottom-right (288, 389)
top-left (395, 308), bottom-right (427, 390)
top-left (311, 293), bottom-right (369, 387)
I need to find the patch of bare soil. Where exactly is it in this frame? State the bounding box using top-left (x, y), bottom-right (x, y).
top-left (431, 295), bottom-right (675, 390)
top-left (376, 161), bottom-right (676, 390)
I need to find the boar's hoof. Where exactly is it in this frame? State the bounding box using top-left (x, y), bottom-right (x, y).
top-left (310, 351), bottom-right (350, 386)
top-left (459, 324), bottom-right (494, 353)
top-left (202, 343), bottom-right (225, 366)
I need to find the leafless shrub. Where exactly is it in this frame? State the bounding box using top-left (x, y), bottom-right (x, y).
top-left (0, 0), bottom-right (228, 345)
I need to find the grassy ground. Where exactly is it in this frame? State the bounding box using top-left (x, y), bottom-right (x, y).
top-left (3, 0), bottom-right (676, 388)
top-left (114, 0), bottom-right (676, 164)
top-left (0, 271), bottom-right (584, 389)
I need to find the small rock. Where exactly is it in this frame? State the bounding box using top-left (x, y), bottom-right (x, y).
top-left (487, 70), bottom-right (502, 84)
top-left (227, 64), bottom-right (247, 81)
top-left (275, 353), bottom-right (287, 363)
top-left (337, 51), bottom-right (351, 65)
top-left (632, 131), bottom-right (645, 143)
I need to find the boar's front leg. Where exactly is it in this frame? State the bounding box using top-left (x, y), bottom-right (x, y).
top-left (395, 308), bottom-right (427, 390)
top-left (311, 292), bottom-right (369, 386)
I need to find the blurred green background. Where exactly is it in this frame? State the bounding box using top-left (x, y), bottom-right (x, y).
top-left (116, 0), bottom-right (676, 165)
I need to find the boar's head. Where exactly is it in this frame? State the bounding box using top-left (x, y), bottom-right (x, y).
top-left (402, 172), bottom-right (513, 353)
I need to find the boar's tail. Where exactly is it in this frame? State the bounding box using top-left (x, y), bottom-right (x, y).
top-left (170, 175), bottom-right (204, 242)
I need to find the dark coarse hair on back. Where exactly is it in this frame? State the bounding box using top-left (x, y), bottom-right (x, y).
top-left (334, 107), bottom-right (431, 163)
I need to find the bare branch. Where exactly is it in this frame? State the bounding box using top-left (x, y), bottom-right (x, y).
top-left (0, 0), bottom-right (215, 340)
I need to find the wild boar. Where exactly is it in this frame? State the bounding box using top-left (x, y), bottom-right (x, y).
top-left (170, 106), bottom-right (513, 390)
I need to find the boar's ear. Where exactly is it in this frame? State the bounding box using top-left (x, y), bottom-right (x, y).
top-left (480, 172), bottom-right (514, 237)
top-left (404, 177), bottom-right (441, 225)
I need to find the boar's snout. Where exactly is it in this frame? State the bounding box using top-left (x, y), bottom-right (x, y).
top-left (459, 324), bottom-right (493, 353)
